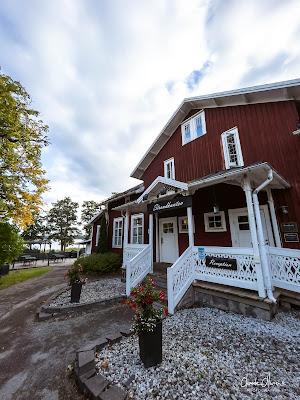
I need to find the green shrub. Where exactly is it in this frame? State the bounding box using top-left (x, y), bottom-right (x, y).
top-left (0, 223), bottom-right (24, 265)
top-left (74, 252), bottom-right (121, 275)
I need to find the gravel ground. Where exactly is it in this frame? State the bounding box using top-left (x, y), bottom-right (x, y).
top-left (49, 277), bottom-right (125, 307)
top-left (96, 307), bottom-right (300, 400)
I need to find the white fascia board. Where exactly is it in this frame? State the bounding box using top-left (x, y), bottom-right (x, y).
top-left (136, 176), bottom-right (188, 204)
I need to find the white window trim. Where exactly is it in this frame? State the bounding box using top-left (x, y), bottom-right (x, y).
top-left (221, 127), bottom-right (244, 170)
top-left (130, 213), bottom-right (144, 244)
top-left (112, 217), bottom-right (123, 248)
top-left (178, 216), bottom-right (195, 233)
top-left (204, 211), bottom-right (227, 232)
top-left (181, 110), bottom-right (207, 145)
top-left (96, 225), bottom-right (101, 246)
top-left (164, 157), bottom-right (175, 180)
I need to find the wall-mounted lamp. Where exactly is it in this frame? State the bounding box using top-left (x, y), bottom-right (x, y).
top-left (159, 187), bottom-right (167, 196)
top-left (213, 204), bottom-right (220, 213)
top-left (142, 194), bottom-right (149, 201)
top-left (279, 205), bottom-right (289, 215)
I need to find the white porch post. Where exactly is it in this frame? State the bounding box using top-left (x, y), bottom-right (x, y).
top-left (149, 213), bottom-right (154, 272)
top-left (252, 191), bottom-right (275, 300)
top-left (242, 177), bottom-right (266, 298)
top-left (266, 188), bottom-right (282, 248)
top-left (155, 213), bottom-right (159, 262)
top-left (123, 210), bottom-right (129, 268)
top-left (187, 206), bottom-right (194, 247)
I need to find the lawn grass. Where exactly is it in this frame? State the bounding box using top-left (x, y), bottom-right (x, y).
top-left (0, 267), bottom-right (52, 290)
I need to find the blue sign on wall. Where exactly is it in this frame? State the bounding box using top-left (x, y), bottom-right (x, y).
top-left (198, 247), bottom-right (205, 260)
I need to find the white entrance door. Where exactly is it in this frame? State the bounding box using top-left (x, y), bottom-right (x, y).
top-left (159, 217), bottom-right (179, 263)
top-left (229, 206), bottom-right (275, 247)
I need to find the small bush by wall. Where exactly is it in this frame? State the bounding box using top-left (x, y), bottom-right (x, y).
top-left (74, 252), bottom-right (121, 275)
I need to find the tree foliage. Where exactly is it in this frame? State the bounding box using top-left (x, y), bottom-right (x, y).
top-left (81, 200), bottom-right (101, 238)
top-left (0, 222), bottom-right (24, 265)
top-left (0, 71), bottom-right (49, 228)
top-left (97, 214), bottom-right (108, 253)
top-left (47, 197), bottom-right (79, 251)
top-left (21, 213), bottom-right (47, 249)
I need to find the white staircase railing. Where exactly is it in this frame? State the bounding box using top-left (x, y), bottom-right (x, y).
top-left (268, 246), bottom-right (300, 293)
top-left (126, 244), bottom-right (152, 296)
top-left (167, 246), bottom-right (194, 314)
top-left (123, 244), bottom-right (147, 266)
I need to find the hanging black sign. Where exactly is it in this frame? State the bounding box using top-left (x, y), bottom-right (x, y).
top-left (148, 195), bottom-right (192, 214)
top-left (205, 256), bottom-right (238, 270)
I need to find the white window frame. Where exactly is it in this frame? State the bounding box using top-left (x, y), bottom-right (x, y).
top-left (96, 225), bottom-right (101, 246)
top-left (164, 157), bottom-right (175, 180)
top-left (131, 213), bottom-right (144, 244)
top-left (221, 127), bottom-right (244, 169)
top-left (178, 216), bottom-right (195, 233)
top-left (204, 211), bottom-right (227, 232)
top-left (181, 110), bottom-right (207, 145)
top-left (112, 217), bottom-right (123, 248)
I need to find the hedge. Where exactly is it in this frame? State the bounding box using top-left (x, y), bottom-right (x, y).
top-left (74, 252), bottom-right (121, 275)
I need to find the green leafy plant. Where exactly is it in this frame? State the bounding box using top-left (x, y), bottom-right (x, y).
top-left (97, 215), bottom-right (108, 253)
top-left (65, 264), bottom-right (85, 285)
top-left (124, 276), bottom-right (168, 334)
top-left (0, 223), bottom-right (24, 265)
top-left (74, 252), bottom-right (121, 275)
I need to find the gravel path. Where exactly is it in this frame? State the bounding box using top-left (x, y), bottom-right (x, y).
top-left (49, 277), bottom-right (125, 307)
top-left (96, 307), bottom-right (300, 400)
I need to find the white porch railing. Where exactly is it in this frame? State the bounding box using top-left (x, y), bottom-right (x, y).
top-left (168, 245), bottom-right (258, 314)
top-left (194, 246), bottom-right (257, 290)
top-left (268, 246), bottom-right (300, 293)
top-left (125, 244), bottom-right (152, 296)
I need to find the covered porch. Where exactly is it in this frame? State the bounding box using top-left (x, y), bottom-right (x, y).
top-left (114, 163), bottom-right (300, 314)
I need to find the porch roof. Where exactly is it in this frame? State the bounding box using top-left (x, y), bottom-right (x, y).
top-left (188, 162), bottom-right (290, 192)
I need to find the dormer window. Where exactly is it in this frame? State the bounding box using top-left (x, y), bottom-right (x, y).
top-left (221, 127), bottom-right (244, 169)
top-left (181, 110), bottom-right (206, 145)
top-left (164, 157), bottom-right (175, 180)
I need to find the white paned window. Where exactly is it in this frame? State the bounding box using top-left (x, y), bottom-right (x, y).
top-left (221, 127), bottom-right (244, 169)
top-left (181, 110), bottom-right (206, 145)
top-left (178, 216), bottom-right (195, 233)
top-left (164, 158), bottom-right (175, 180)
top-left (96, 225), bottom-right (101, 246)
top-left (131, 214), bottom-right (144, 244)
top-left (204, 211), bottom-right (227, 232)
top-left (112, 217), bottom-right (123, 248)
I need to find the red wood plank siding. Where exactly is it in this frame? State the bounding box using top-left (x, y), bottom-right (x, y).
top-left (141, 101), bottom-right (300, 249)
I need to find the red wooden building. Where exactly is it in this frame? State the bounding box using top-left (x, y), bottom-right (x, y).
top-left (90, 79), bottom-right (300, 316)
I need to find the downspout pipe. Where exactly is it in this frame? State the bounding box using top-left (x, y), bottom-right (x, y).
top-left (252, 169), bottom-right (276, 303)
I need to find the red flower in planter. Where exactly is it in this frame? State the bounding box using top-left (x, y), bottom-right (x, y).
top-left (163, 307), bottom-right (169, 317)
top-left (124, 276), bottom-right (167, 334)
top-left (159, 291), bottom-right (165, 301)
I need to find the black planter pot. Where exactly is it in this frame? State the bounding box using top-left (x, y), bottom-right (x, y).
top-left (70, 282), bottom-right (82, 303)
top-left (139, 320), bottom-right (162, 368)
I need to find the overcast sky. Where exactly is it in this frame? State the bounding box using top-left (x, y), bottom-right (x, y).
top-left (1, 0), bottom-right (300, 207)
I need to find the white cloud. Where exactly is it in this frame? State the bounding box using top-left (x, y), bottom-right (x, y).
top-left (0, 0), bottom-right (300, 206)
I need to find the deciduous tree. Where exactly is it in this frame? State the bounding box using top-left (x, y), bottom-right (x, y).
top-left (0, 71), bottom-right (49, 228)
top-left (81, 200), bottom-right (101, 238)
top-left (47, 197), bottom-right (79, 251)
